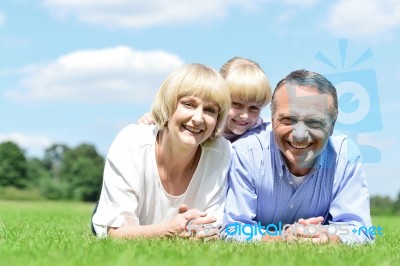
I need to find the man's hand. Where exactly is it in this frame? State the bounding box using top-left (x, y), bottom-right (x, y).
top-left (262, 216), bottom-right (340, 243)
top-left (297, 216), bottom-right (324, 226)
top-left (290, 216), bottom-right (340, 243)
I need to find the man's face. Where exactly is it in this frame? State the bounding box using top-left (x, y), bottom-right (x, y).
top-left (272, 84), bottom-right (335, 174)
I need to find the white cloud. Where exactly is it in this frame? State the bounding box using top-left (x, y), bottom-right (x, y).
top-left (5, 46), bottom-right (184, 103)
top-left (0, 10), bottom-right (6, 26)
top-left (283, 0), bottom-right (318, 7)
top-left (41, 0), bottom-right (265, 28)
top-left (273, 0), bottom-right (319, 27)
top-left (325, 0), bottom-right (400, 37)
top-left (0, 132), bottom-right (53, 156)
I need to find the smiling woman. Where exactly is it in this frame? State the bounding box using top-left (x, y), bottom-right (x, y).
top-left (92, 63), bottom-right (231, 239)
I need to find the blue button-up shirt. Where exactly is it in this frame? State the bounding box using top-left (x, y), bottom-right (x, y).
top-left (224, 122), bottom-right (373, 244)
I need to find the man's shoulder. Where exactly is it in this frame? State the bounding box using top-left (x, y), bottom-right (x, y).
top-left (328, 131), bottom-right (362, 162)
top-left (329, 131), bottom-right (347, 145)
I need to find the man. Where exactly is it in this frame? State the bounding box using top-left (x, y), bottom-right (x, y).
top-left (224, 69), bottom-right (373, 244)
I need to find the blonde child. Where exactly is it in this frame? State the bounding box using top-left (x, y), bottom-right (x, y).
top-left (219, 57), bottom-right (271, 142)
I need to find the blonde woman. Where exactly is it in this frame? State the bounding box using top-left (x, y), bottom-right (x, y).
top-left (92, 63), bottom-right (231, 239)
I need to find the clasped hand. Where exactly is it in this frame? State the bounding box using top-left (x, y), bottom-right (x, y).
top-left (166, 204), bottom-right (218, 240)
top-left (284, 216), bottom-right (340, 243)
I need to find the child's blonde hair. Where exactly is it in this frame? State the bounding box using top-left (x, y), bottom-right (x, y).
top-left (220, 57), bottom-right (271, 106)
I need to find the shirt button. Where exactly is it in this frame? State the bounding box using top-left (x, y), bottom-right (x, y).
top-left (289, 181), bottom-right (294, 185)
top-left (289, 204), bottom-right (294, 209)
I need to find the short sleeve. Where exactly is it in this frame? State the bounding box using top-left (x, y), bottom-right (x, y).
top-left (92, 125), bottom-right (150, 237)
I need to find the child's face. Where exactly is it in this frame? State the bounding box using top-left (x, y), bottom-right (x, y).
top-left (225, 97), bottom-right (263, 135)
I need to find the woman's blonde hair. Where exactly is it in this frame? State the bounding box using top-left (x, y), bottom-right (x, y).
top-left (151, 63), bottom-right (231, 138)
top-left (220, 57), bottom-right (271, 106)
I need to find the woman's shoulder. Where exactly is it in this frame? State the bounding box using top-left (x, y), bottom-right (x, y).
top-left (203, 135), bottom-right (230, 148)
top-left (201, 137), bottom-right (231, 160)
top-left (112, 124), bottom-right (158, 149)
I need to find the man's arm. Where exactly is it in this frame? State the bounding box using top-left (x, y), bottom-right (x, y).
top-left (224, 147), bottom-right (261, 242)
top-left (328, 138), bottom-right (374, 244)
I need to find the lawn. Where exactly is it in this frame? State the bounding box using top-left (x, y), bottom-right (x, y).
top-left (0, 200), bottom-right (399, 266)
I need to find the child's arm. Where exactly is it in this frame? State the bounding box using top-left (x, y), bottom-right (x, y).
top-left (137, 112), bottom-right (155, 125)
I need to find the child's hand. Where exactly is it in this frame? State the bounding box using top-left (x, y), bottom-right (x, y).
top-left (137, 112), bottom-right (155, 125)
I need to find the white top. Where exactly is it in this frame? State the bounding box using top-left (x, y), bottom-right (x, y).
top-left (92, 124), bottom-right (231, 237)
top-left (290, 173), bottom-right (306, 188)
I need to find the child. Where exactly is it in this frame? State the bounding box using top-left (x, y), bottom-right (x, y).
top-left (219, 57), bottom-right (271, 142)
top-left (138, 57), bottom-right (271, 142)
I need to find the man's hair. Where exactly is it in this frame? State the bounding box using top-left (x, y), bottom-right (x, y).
top-left (151, 63), bottom-right (231, 138)
top-left (220, 57), bottom-right (271, 106)
top-left (270, 69), bottom-right (338, 123)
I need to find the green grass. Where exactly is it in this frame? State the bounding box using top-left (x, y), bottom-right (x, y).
top-left (0, 200), bottom-right (399, 266)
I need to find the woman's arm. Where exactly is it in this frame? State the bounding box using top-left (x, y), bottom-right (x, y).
top-left (108, 204), bottom-right (217, 239)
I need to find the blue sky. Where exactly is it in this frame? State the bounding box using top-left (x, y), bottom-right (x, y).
top-left (1, 0), bottom-right (399, 198)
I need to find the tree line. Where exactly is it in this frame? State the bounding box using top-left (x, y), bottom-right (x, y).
top-left (0, 140), bottom-right (400, 215)
top-left (0, 141), bottom-right (104, 202)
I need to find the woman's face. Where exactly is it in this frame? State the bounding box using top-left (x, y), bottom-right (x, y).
top-left (167, 95), bottom-right (219, 148)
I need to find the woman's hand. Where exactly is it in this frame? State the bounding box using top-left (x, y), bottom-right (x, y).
top-left (165, 204), bottom-right (217, 239)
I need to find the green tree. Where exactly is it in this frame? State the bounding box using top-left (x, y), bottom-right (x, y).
top-left (35, 144), bottom-right (71, 200)
top-left (26, 157), bottom-right (51, 188)
top-left (60, 143), bottom-right (104, 201)
top-left (0, 141), bottom-right (28, 188)
top-left (370, 195), bottom-right (394, 216)
top-left (392, 191), bottom-right (400, 215)
top-left (43, 144), bottom-right (70, 181)
top-left (26, 157), bottom-right (65, 200)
